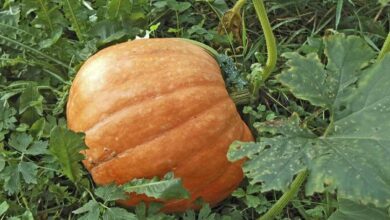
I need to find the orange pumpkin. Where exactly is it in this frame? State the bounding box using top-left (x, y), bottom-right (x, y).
top-left (66, 38), bottom-right (253, 212)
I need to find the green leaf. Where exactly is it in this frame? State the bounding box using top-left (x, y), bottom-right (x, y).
top-left (123, 172), bottom-right (189, 200)
top-left (229, 114), bottom-right (315, 191)
top-left (232, 188), bottom-right (246, 198)
top-left (49, 126), bottom-right (86, 182)
top-left (72, 200), bottom-right (100, 220)
top-left (245, 195), bottom-right (262, 208)
top-left (102, 207), bottom-right (137, 220)
top-left (197, 204), bottom-right (216, 220)
top-left (95, 184), bottom-right (128, 202)
top-left (0, 201), bottom-right (9, 216)
top-left (18, 161), bottom-right (38, 184)
top-left (25, 140), bottom-right (48, 155)
top-left (2, 165), bottom-right (21, 195)
top-left (335, 0), bottom-right (343, 29)
top-left (329, 199), bottom-right (390, 220)
top-left (277, 35), bottom-right (375, 108)
top-left (39, 27), bottom-right (63, 49)
top-left (61, 0), bottom-right (87, 41)
top-left (0, 103), bottom-right (17, 131)
top-left (167, 0), bottom-right (191, 12)
top-left (18, 84), bottom-right (44, 115)
top-left (229, 35), bottom-right (390, 207)
top-left (107, 0), bottom-right (132, 20)
top-left (8, 132), bottom-right (33, 153)
top-left (21, 0), bottom-right (65, 33)
top-left (29, 118), bottom-right (45, 139)
top-left (9, 210), bottom-right (34, 220)
top-left (0, 155), bottom-right (5, 172)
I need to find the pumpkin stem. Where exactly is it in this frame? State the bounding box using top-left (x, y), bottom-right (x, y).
top-left (179, 38), bottom-right (219, 58)
top-left (258, 170), bottom-right (308, 220)
top-left (377, 33), bottom-right (390, 61)
top-left (250, 0), bottom-right (278, 105)
top-left (230, 89), bottom-right (251, 105)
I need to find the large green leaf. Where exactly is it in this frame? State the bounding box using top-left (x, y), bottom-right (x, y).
top-left (329, 199), bottom-right (390, 220)
top-left (278, 35), bottom-right (375, 109)
top-left (229, 34), bottom-right (390, 208)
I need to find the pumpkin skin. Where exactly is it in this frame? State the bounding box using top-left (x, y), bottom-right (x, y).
top-left (66, 38), bottom-right (253, 212)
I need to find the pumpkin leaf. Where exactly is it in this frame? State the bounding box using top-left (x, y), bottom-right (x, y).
top-left (328, 199), bottom-right (390, 220)
top-left (277, 34), bottom-right (375, 109)
top-left (229, 34), bottom-right (390, 208)
top-left (123, 172), bottom-right (189, 200)
top-left (49, 126), bottom-right (86, 183)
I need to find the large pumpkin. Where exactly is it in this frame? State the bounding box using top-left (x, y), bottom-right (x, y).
top-left (66, 38), bottom-right (253, 212)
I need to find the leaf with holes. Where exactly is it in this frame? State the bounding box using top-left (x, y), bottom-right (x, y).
top-left (229, 34), bottom-right (390, 208)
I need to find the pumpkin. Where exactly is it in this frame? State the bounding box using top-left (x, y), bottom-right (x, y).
top-left (66, 38), bottom-right (253, 212)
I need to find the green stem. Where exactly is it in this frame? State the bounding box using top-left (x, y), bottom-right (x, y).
top-left (325, 191), bottom-right (332, 218)
top-left (253, 0), bottom-right (277, 81)
top-left (258, 170), bottom-right (308, 220)
top-left (377, 33), bottom-right (390, 61)
top-left (250, 0), bottom-right (278, 105)
top-left (231, 89), bottom-right (251, 105)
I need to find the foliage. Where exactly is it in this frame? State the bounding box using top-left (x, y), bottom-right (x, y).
top-left (229, 34), bottom-right (390, 216)
top-left (0, 0), bottom-right (389, 219)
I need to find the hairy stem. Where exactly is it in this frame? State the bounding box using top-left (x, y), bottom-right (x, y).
top-left (253, 0), bottom-right (277, 80)
top-left (258, 170), bottom-right (308, 220)
top-left (377, 33), bottom-right (390, 61)
top-left (231, 89), bottom-right (251, 105)
top-left (250, 0), bottom-right (278, 104)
